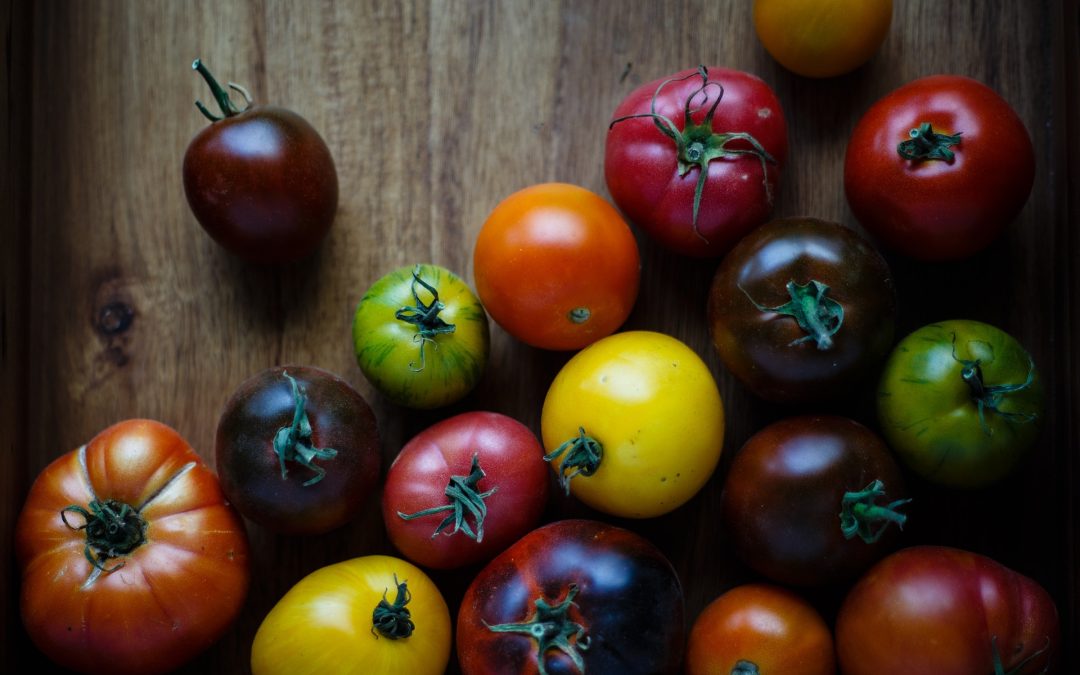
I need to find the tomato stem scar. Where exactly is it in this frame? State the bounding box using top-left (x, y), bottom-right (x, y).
top-left (397, 453), bottom-right (497, 542)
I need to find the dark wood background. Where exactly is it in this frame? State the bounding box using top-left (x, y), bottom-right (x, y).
top-left (3, 1), bottom-right (1078, 672)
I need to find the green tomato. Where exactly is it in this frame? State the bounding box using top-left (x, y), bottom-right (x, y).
top-left (877, 320), bottom-right (1043, 488)
top-left (352, 264), bottom-right (489, 409)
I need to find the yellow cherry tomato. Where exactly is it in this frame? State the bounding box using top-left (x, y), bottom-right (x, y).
top-left (541, 331), bottom-right (725, 518)
top-left (251, 555), bottom-right (451, 675)
top-left (754, 0), bottom-right (893, 78)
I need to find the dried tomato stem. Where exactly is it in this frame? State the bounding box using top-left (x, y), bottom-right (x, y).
top-left (484, 584), bottom-right (590, 675)
top-left (397, 453), bottom-right (497, 542)
top-left (740, 279), bottom-right (844, 350)
top-left (394, 266), bottom-right (456, 372)
top-left (192, 58), bottom-right (250, 121)
top-left (839, 480), bottom-right (911, 544)
top-left (272, 371), bottom-right (338, 486)
top-left (60, 499), bottom-right (147, 572)
top-left (544, 428), bottom-right (603, 495)
top-left (897, 122), bottom-right (962, 162)
top-left (372, 577), bottom-right (415, 639)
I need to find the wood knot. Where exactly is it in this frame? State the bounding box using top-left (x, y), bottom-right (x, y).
top-left (96, 302), bottom-right (135, 336)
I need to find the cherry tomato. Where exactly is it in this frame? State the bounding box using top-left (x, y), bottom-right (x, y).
top-left (836, 546), bottom-right (1059, 675)
top-left (605, 65), bottom-right (788, 257)
top-left (183, 60), bottom-right (338, 264)
top-left (251, 555), bottom-right (451, 675)
top-left (473, 183), bottom-right (640, 351)
top-left (686, 583), bottom-right (835, 675)
top-left (15, 420), bottom-right (250, 675)
top-left (457, 519), bottom-right (684, 675)
top-left (844, 75), bottom-right (1035, 260)
top-left (215, 365), bottom-right (381, 535)
top-left (541, 331), bottom-right (724, 518)
top-left (707, 217), bottom-right (896, 403)
top-left (381, 411), bottom-right (550, 570)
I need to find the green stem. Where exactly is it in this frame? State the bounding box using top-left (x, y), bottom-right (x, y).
top-left (732, 661), bottom-right (760, 675)
top-left (950, 333), bottom-right (1038, 435)
top-left (740, 279), bottom-right (844, 350)
top-left (991, 634), bottom-right (1052, 675)
top-left (371, 576), bottom-right (415, 639)
top-left (839, 480), bottom-right (911, 543)
top-left (60, 499), bottom-right (147, 572)
top-left (191, 58), bottom-right (252, 122)
top-left (897, 122), bottom-right (962, 162)
top-left (484, 584), bottom-right (590, 675)
top-left (394, 266), bottom-right (456, 372)
top-left (397, 453), bottom-right (497, 542)
top-left (272, 371), bottom-right (338, 486)
top-left (544, 427), bottom-right (603, 495)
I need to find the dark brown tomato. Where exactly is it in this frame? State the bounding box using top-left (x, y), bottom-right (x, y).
top-left (215, 365), bottom-right (380, 535)
top-left (707, 217), bottom-right (895, 403)
top-left (721, 415), bottom-right (909, 587)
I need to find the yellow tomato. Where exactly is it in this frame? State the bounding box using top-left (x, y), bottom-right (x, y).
top-left (541, 331), bottom-right (725, 518)
top-left (251, 555), bottom-right (451, 675)
top-left (754, 0), bottom-right (893, 78)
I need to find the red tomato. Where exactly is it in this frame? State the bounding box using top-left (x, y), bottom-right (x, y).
top-left (844, 75), bottom-right (1035, 260)
top-left (381, 411), bottom-right (550, 569)
top-left (473, 183), bottom-right (640, 351)
top-left (15, 420), bottom-right (250, 675)
top-left (836, 546), bottom-right (1059, 675)
top-left (605, 65), bottom-right (788, 257)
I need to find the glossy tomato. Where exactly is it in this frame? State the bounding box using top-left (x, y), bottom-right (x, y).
top-left (382, 411), bottom-right (549, 569)
top-left (845, 75), bottom-right (1035, 260)
top-left (457, 519), bottom-right (684, 675)
top-left (215, 365), bottom-right (381, 535)
top-left (686, 583), bottom-right (835, 675)
top-left (353, 264), bottom-right (490, 409)
top-left (707, 217), bottom-right (896, 403)
top-left (183, 59), bottom-right (338, 264)
top-left (878, 320), bottom-right (1043, 488)
top-left (473, 183), bottom-right (640, 351)
top-left (605, 65), bottom-right (788, 257)
top-left (754, 0), bottom-right (892, 78)
top-left (15, 420), bottom-right (250, 675)
top-left (541, 331), bottom-right (724, 518)
top-left (251, 555), bottom-right (451, 675)
top-left (836, 546), bottom-right (1059, 675)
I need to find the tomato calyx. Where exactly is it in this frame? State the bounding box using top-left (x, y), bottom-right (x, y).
top-left (732, 660), bottom-right (761, 675)
top-left (544, 427), bottom-right (603, 495)
top-left (991, 635), bottom-right (1052, 675)
top-left (60, 498), bottom-right (147, 574)
top-left (396, 453), bottom-right (498, 542)
top-left (371, 575), bottom-right (415, 639)
top-left (897, 122), bottom-right (963, 162)
top-left (609, 65), bottom-right (777, 242)
top-left (839, 480), bottom-right (911, 544)
top-left (191, 58), bottom-right (254, 122)
top-left (740, 279), bottom-right (844, 350)
top-left (950, 334), bottom-right (1039, 435)
top-left (394, 266), bottom-right (457, 372)
top-left (484, 584), bottom-right (591, 675)
top-left (272, 371), bottom-right (339, 486)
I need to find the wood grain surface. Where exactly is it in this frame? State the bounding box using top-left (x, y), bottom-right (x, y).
top-left (3, 1), bottom-right (1078, 672)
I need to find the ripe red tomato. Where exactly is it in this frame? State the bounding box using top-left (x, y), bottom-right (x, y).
top-left (844, 75), bottom-right (1035, 260)
top-left (836, 546), bottom-right (1059, 674)
top-left (215, 365), bottom-right (381, 535)
top-left (457, 519), bottom-right (684, 675)
top-left (381, 411), bottom-right (550, 569)
top-left (473, 183), bottom-right (640, 351)
top-left (183, 59), bottom-right (338, 264)
top-left (15, 420), bottom-right (250, 675)
top-left (605, 65), bottom-right (788, 257)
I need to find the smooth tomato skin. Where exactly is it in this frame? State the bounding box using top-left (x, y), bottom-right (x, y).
top-left (836, 546), bottom-right (1059, 675)
top-left (473, 183), bottom-right (640, 351)
top-left (251, 555), bottom-right (452, 675)
top-left (457, 519), bottom-right (684, 675)
top-left (183, 105), bottom-right (338, 264)
top-left (16, 420), bottom-right (250, 675)
top-left (721, 416), bottom-right (907, 587)
top-left (353, 264), bottom-right (490, 409)
top-left (708, 217), bottom-right (896, 403)
top-left (541, 331), bottom-right (725, 518)
top-left (605, 67), bottom-right (788, 257)
top-left (877, 320), bottom-right (1043, 488)
top-left (382, 411), bottom-right (550, 569)
top-left (215, 365), bottom-right (381, 535)
top-left (686, 584), bottom-right (835, 675)
top-left (754, 0), bottom-right (892, 78)
top-left (844, 75), bottom-right (1035, 260)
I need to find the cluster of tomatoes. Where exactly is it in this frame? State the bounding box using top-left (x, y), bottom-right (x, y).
top-left (15, 5), bottom-right (1061, 675)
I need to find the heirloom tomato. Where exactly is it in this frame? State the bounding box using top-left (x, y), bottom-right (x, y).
top-left (15, 420), bottom-right (250, 675)
top-left (541, 331), bottom-right (724, 518)
top-left (215, 365), bottom-right (381, 535)
top-left (251, 555), bottom-right (451, 675)
top-left (707, 217), bottom-right (896, 403)
top-left (457, 519), bottom-right (684, 675)
top-left (382, 411), bottom-right (549, 569)
top-left (183, 59), bottom-right (338, 264)
top-left (473, 183), bottom-right (640, 351)
top-left (686, 583), bottom-right (835, 675)
top-left (845, 75), bottom-right (1035, 260)
top-left (836, 546), bottom-right (1059, 675)
top-left (352, 263), bottom-right (490, 409)
top-left (877, 320), bottom-right (1043, 488)
top-left (721, 415), bottom-right (909, 586)
top-left (605, 65), bottom-right (788, 257)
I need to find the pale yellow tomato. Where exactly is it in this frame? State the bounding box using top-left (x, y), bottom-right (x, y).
top-left (541, 331), bottom-right (725, 518)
